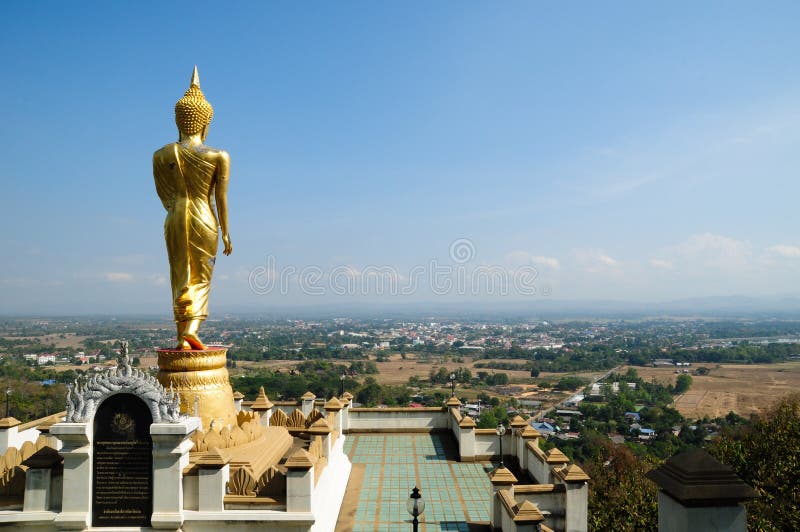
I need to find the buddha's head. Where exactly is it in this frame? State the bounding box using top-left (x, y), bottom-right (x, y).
top-left (175, 66), bottom-right (214, 141)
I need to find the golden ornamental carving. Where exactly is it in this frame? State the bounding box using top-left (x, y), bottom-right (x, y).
top-left (157, 346), bottom-right (238, 427)
top-left (237, 410), bottom-right (261, 427)
top-left (203, 429), bottom-right (225, 451)
top-left (19, 441), bottom-right (36, 462)
top-left (3, 448), bottom-right (20, 471)
top-left (288, 409), bottom-right (306, 428)
top-left (0, 432), bottom-right (53, 498)
top-left (157, 367), bottom-right (232, 387)
top-left (230, 425), bottom-right (247, 446)
top-left (228, 466), bottom-right (258, 496)
top-left (190, 414), bottom-right (264, 452)
top-left (258, 466), bottom-right (286, 497)
top-left (306, 408), bottom-right (323, 427)
top-left (270, 409), bottom-right (288, 427)
top-left (157, 350), bottom-right (227, 372)
top-left (220, 426), bottom-right (231, 445)
top-left (226, 465), bottom-right (286, 498)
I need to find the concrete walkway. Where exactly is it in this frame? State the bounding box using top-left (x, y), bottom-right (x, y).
top-left (336, 433), bottom-right (493, 532)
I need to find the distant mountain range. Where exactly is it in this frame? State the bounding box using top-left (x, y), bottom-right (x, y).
top-left (5, 295), bottom-right (800, 320)
top-left (213, 295), bottom-right (800, 320)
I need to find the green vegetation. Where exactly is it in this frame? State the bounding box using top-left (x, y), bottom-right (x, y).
top-left (709, 393), bottom-right (800, 531)
top-left (473, 361), bottom-right (531, 371)
top-left (577, 393), bottom-right (800, 531)
top-left (429, 366), bottom-right (471, 384)
top-left (0, 360), bottom-right (78, 420)
top-left (555, 376), bottom-right (590, 390)
top-left (627, 342), bottom-right (800, 366)
top-left (483, 345), bottom-right (622, 372)
top-left (475, 404), bottom-right (512, 429)
top-left (582, 435), bottom-right (659, 531)
top-left (476, 372), bottom-right (509, 385)
top-left (674, 373), bottom-right (692, 393)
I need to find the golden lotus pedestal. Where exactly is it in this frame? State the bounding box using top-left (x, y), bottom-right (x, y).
top-left (156, 346), bottom-right (237, 428)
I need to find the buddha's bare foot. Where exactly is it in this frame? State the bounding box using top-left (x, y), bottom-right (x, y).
top-left (183, 333), bottom-right (206, 350)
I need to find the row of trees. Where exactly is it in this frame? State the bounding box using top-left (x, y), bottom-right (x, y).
top-left (234, 361), bottom-right (422, 407)
top-left (627, 341), bottom-right (800, 365)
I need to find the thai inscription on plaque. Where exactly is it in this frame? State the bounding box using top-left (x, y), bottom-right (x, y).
top-left (92, 393), bottom-right (153, 527)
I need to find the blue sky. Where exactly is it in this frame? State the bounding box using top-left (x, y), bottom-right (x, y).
top-left (2, 2), bottom-right (800, 314)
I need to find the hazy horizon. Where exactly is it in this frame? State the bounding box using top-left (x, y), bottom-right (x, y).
top-left (5, 294), bottom-right (800, 321)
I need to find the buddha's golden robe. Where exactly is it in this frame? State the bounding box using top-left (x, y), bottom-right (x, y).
top-left (153, 143), bottom-right (219, 322)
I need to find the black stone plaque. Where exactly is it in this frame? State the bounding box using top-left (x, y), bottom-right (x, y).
top-left (92, 393), bottom-right (153, 527)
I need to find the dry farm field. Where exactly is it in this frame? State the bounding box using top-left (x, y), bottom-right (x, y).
top-left (2, 333), bottom-right (92, 349)
top-left (623, 362), bottom-right (800, 419)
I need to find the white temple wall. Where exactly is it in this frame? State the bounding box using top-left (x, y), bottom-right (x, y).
top-left (183, 473), bottom-right (199, 511)
top-left (514, 489), bottom-right (566, 530)
top-left (347, 408), bottom-right (448, 432)
top-left (657, 492), bottom-right (746, 532)
top-left (451, 417), bottom-right (462, 441)
top-left (181, 512), bottom-right (314, 532)
top-left (527, 448), bottom-right (553, 484)
top-left (310, 434), bottom-right (352, 532)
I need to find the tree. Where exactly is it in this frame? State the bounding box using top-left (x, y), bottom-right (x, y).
top-left (583, 440), bottom-right (658, 531)
top-left (674, 374), bottom-right (692, 393)
top-left (356, 377), bottom-right (383, 406)
top-left (477, 410), bottom-right (498, 429)
top-left (530, 366), bottom-right (540, 378)
top-left (555, 376), bottom-right (589, 391)
top-left (709, 393), bottom-right (800, 531)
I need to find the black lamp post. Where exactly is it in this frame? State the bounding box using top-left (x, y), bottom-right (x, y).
top-left (449, 372), bottom-right (456, 397)
top-left (5, 387), bottom-right (10, 418)
top-left (340, 373), bottom-right (346, 397)
top-left (496, 423), bottom-right (507, 467)
top-left (406, 486), bottom-right (425, 532)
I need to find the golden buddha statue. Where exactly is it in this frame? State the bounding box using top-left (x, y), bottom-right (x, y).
top-left (153, 67), bottom-right (232, 350)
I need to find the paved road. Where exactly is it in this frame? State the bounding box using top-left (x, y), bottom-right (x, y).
top-left (531, 364), bottom-right (622, 422)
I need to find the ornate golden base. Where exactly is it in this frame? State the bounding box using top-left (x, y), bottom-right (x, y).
top-left (157, 346), bottom-right (237, 428)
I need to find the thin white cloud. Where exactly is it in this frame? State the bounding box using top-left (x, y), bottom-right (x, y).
top-left (597, 254), bottom-right (618, 266)
top-left (0, 277), bottom-right (63, 287)
top-left (505, 251), bottom-right (560, 270)
top-left (111, 254), bottom-right (149, 265)
top-left (559, 97), bottom-right (800, 215)
top-left (573, 248), bottom-right (620, 273)
top-left (104, 272), bottom-right (134, 282)
top-left (673, 232), bottom-right (751, 271)
top-left (765, 244), bottom-right (800, 258)
top-left (649, 259), bottom-right (673, 270)
top-left (530, 255), bottom-right (561, 270)
top-left (559, 173), bottom-right (662, 203)
top-left (603, 174), bottom-right (661, 197)
top-left (148, 274), bottom-right (167, 285)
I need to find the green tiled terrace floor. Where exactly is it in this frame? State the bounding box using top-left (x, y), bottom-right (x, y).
top-left (342, 434), bottom-right (492, 532)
